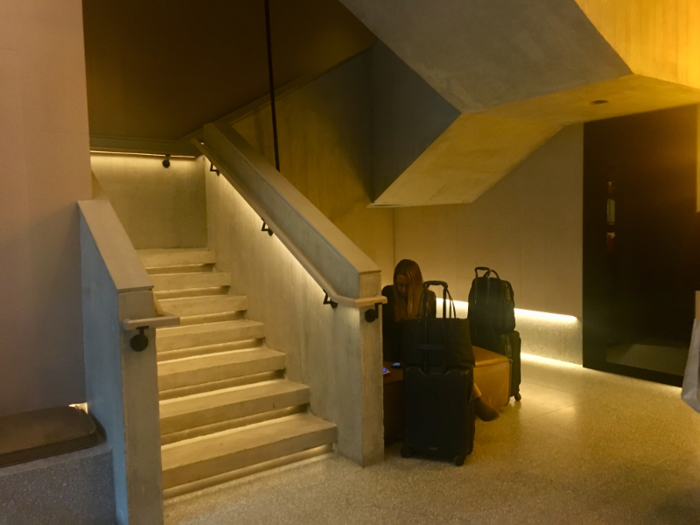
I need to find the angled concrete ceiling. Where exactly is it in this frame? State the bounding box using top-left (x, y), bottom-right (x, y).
top-left (83, 0), bottom-right (375, 141)
top-left (340, 0), bottom-right (700, 206)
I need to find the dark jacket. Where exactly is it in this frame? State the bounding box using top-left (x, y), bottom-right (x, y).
top-left (382, 285), bottom-right (436, 363)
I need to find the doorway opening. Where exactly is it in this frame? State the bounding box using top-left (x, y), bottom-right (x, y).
top-left (583, 105), bottom-right (697, 386)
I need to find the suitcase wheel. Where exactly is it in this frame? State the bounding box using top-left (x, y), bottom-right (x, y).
top-left (453, 454), bottom-right (466, 467)
top-left (401, 446), bottom-right (415, 458)
top-left (514, 392), bottom-right (522, 402)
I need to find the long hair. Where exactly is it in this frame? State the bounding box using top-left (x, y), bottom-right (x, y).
top-left (393, 259), bottom-right (425, 322)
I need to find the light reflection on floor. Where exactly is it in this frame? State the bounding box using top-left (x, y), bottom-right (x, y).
top-left (165, 354), bottom-right (700, 525)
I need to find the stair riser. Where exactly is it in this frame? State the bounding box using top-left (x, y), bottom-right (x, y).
top-left (151, 273), bottom-right (231, 291)
top-left (159, 370), bottom-right (282, 399)
top-left (157, 324), bottom-right (265, 351)
top-left (158, 355), bottom-right (286, 390)
top-left (178, 312), bottom-right (244, 326)
top-left (158, 296), bottom-right (248, 317)
top-left (162, 426), bottom-right (337, 489)
top-left (155, 287), bottom-right (228, 300)
top-left (140, 251), bottom-right (216, 267)
top-left (160, 406), bottom-right (304, 445)
top-left (162, 444), bottom-right (333, 499)
top-left (157, 339), bottom-right (264, 362)
top-left (146, 264), bottom-right (214, 275)
top-left (161, 388), bottom-right (310, 435)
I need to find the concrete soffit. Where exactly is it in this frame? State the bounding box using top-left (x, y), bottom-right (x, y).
top-left (344, 0), bottom-right (700, 207)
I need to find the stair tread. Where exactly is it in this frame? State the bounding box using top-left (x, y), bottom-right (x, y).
top-left (139, 248), bottom-right (216, 267)
top-left (158, 347), bottom-right (283, 376)
top-left (161, 413), bottom-right (336, 470)
top-left (160, 379), bottom-right (309, 419)
top-left (158, 319), bottom-right (262, 337)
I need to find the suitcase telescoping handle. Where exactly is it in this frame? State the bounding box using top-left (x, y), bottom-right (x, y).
top-left (421, 280), bottom-right (456, 319)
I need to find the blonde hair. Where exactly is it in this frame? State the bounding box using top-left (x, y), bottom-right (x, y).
top-left (393, 259), bottom-right (425, 322)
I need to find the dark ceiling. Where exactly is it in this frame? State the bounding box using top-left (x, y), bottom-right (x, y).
top-left (83, 0), bottom-right (375, 140)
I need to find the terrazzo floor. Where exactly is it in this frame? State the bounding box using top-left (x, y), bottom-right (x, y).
top-left (164, 355), bottom-right (700, 524)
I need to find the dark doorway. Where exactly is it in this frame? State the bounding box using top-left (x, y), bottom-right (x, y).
top-left (583, 105), bottom-right (697, 386)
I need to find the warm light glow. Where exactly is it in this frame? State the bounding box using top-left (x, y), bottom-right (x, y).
top-left (90, 150), bottom-right (196, 159)
top-left (521, 353), bottom-right (582, 368)
top-left (436, 298), bottom-right (578, 323)
top-left (70, 403), bottom-right (89, 413)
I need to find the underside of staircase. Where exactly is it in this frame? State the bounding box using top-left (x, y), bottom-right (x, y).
top-left (138, 248), bottom-right (337, 499)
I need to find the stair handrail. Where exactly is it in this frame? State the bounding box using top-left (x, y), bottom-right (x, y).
top-left (193, 123), bottom-right (386, 310)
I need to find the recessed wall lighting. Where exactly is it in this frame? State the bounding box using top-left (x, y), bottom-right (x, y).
top-left (591, 99), bottom-right (609, 105)
top-left (436, 298), bottom-right (578, 323)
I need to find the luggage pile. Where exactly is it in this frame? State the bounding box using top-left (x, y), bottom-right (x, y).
top-left (467, 267), bottom-right (522, 401)
top-left (400, 281), bottom-right (475, 466)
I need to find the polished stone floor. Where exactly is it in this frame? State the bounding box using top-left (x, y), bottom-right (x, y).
top-left (164, 355), bottom-right (700, 524)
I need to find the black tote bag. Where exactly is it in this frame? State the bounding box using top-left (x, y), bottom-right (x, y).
top-left (401, 281), bottom-right (475, 373)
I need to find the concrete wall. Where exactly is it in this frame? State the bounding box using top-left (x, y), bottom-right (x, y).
top-left (0, 0), bottom-right (92, 416)
top-left (395, 126), bottom-right (584, 363)
top-left (91, 155), bottom-right (207, 249)
top-left (232, 52), bottom-right (395, 286)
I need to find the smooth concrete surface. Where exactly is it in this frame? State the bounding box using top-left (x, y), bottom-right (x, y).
top-left (396, 126), bottom-right (583, 363)
top-left (374, 113), bottom-right (562, 206)
top-left (576, 0), bottom-right (700, 89)
top-left (369, 42), bottom-right (460, 201)
top-left (334, 2), bottom-right (700, 207)
top-left (91, 155), bottom-right (207, 250)
top-left (0, 0), bottom-right (92, 417)
top-left (164, 354), bottom-right (700, 525)
top-left (231, 51), bottom-right (395, 284)
top-left (339, 0), bottom-right (630, 114)
top-left (206, 168), bottom-right (384, 466)
top-left (0, 443), bottom-right (116, 525)
top-left (80, 202), bottom-right (163, 524)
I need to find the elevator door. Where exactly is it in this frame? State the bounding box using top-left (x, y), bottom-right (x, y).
top-left (583, 105), bottom-right (697, 385)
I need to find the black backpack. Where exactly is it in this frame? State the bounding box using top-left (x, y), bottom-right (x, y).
top-left (467, 267), bottom-right (515, 350)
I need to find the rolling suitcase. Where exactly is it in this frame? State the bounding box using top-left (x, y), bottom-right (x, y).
top-left (468, 267), bottom-right (522, 401)
top-left (401, 281), bottom-right (475, 466)
top-left (401, 366), bottom-right (475, 466)
top-left (498, 331), bottom-right (522, 401)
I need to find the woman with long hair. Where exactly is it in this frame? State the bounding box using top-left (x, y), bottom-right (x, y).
top-left (382, 259), bottom-right (499, 421)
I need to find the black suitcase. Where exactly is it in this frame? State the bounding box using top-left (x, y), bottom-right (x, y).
top-left (401, 366), bottom-right (475, 466)
top-left (498, 331), bottom-right (522, 401)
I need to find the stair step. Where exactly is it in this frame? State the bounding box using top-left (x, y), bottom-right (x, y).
top-left (158, 339), bottom-right (264, 362)
top-left (161, 413), bottom-right (336, 491)
top-left (158, 347), bottom-right (285, 391)
top-left (150, 272), bottom-right (231, 292)
top-left (178, 311), bottom-right (243, 326)
top-left (146, 263), bottom-right (215, 275)
top-left (160, 405), bottom-right (303, 445)
top-left (157, 320), bottom-right (265, 352)
top-left (159, 370), bottom-right (283, 401)
top-left (159, 295), bottom-right (248, 317)
top-left (160, 380), bottom-right (310, 437)
top-left (155, 287), bottom-right (228, 300)
top-left (138, 249), bottom-right (216, 268)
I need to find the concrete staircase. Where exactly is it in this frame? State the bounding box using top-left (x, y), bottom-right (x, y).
top-left (139, 248), bottom-right (337, 499)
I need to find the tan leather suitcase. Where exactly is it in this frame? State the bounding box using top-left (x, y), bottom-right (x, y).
top-left (473, 346), bottom-right (511, 408)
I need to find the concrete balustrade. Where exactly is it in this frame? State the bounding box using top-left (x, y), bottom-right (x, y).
top-left (201, 124), bottom-right (384, 466)
top-left (79, 200), bottom-right (164, 525)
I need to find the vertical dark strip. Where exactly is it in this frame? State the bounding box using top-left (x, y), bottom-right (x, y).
top-left (264, 0), bottom-right (280, 172)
